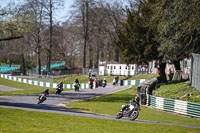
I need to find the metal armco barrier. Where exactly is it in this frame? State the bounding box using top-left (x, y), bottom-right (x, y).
top-left (148, 95), bottom-right (200, 118)
top-left (0, 74), bottom-right (89, 89)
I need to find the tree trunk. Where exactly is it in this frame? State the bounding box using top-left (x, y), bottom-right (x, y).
top-left (89, 43), bottom-right (93, 69)
top-left (95, 47), bottom-right (99, 68)
top-left (81, 0), bottom-right (89, 73)
top-left (21, 54), bottom-right (26, 75)
top-left (46, 0), bottom-right (53, 74)
top-left (82, 1), bottom-right (89, 72)
top-left (159, 62), bottom-right (167, 83)
top-left (114, 46), bottom-right (119, 62)
top-left (37, 46), bottom-right (41, 75)
top-left (173, 60), bottom-right (181, 70)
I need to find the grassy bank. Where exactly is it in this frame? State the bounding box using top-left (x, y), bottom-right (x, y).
top-left (67, 86), bottom-right (200, 126)
top-left (16, 74), bottom-right (158, 84)
top-left (0, 108), bottom-right (199, 133)
top-left (129, 74), bottom-right (158, 80)
top-left (154, 81), bottom-right (200, 103)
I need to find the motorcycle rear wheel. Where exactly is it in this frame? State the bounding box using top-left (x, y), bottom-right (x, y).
top-left (129, 111), bottom-right (139, 121)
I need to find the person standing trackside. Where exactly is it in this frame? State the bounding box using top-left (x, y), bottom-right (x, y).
top-left (94, 78), bottom-right (99, 88)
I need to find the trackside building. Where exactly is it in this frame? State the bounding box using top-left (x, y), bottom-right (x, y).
top-left (99, 63), bottom-right (137, 76)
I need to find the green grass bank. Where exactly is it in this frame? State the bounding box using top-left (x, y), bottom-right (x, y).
top-left (67, 86), bottom-right (200, 126)
top-left (0, 108), bottom-right (199, 133)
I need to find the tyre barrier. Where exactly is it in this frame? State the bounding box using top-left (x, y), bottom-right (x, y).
top-left (0, 74), bottom-right (89, 89)
top-left (148, 95), bottom-right (200, 118)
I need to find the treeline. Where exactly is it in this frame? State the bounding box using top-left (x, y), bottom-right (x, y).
top-left (116, 0), bottom-right (200, 83)
top-left (0, 0), bottom-right (199, 83)
top-left (0, 0), bottom-right (127, 74)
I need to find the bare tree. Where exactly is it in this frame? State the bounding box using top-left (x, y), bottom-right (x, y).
top-left (18, 0), bottom-right (48, 75)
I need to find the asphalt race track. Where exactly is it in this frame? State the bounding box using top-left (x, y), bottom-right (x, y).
top-left (0, 83), bottom-right (199, 129)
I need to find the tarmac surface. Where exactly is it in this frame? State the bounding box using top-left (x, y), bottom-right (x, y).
top-left (0, 83), bottom-right (199, 129)
top-left (0, 85), bottom-right (22, 91)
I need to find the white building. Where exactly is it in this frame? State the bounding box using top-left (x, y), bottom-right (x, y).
top-left (99, 63), bottom-right (137, 76)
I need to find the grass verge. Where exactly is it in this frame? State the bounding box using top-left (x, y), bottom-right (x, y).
top-left (0, 107), bottom-right (199, 133)
top-left (129, 74), bottom-right (158, 80)
top-left (0, 78), bottom-right (72, 96)
top-left (67, 86), bottom-right (200, 126)
top-left (17, 74), bottom-right (158, 84)
top-left (153, 81), bottom-right (200, 103)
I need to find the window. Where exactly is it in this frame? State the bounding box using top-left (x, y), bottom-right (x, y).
top-left (119, 66), bottom-right (121, 69)
top-left (125, 66), bottom-right (127, 69)
top-left (114, 66), bottom-right (116, 69)
top-left (132, 66), bottom-right (134, 70)
top-left (111, 66), bottom-right (113, 70)
top-left (107, 66), bottom-right (109, 69)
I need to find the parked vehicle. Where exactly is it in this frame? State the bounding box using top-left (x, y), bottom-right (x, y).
top-left (116, 98), bottom-right (140, 121)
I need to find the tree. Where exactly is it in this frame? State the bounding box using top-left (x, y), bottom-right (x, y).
top-left (156, 0), bottom-right (200, 70)
top-left (36, 0), bottom-right (63, 74)
top-left (19, 0), bottom-right (48, 75)
top-left (0, 3), bottom-right (25, 41)
top-left (116, 0), bottom-right (167, 83)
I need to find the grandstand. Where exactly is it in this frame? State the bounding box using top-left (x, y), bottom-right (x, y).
top-left (41, 62), bottom-right (65, 70)
top-left (0, 66), bottom-right (20, 73)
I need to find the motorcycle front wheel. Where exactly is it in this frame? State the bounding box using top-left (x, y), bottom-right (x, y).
top-left (115, 111), bottom-right (123, 119)
top-left (129, 111), bottom-right (139, 121)
top-left (37, 96), bottom-right (46, 104)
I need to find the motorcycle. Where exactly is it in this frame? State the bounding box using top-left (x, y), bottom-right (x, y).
top-left (113, 79), bottom-right (117, 85)
top-left (74, 82), bottom-right (80, 91)
top-left (116, 99), bottom-right (140, 121)
top-left (37, 93), bottom-right (47, 104)
top-left (89, 83), bottom-right (93, 89)
top-left (56, 84), bottom-right (63, 95)
top-left (102, 80), bottom-right (107, 88)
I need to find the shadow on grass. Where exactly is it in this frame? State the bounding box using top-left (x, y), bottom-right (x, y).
top-left (159, 79), bottom-right (189, 86)
top-left (87, 93), bottom-right (135, 103)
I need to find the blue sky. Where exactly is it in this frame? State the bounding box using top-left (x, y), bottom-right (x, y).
top-left (1, 0), bottom-right (74, 22)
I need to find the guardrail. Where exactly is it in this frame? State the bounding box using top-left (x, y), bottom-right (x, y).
top-left (120, 79), bottom-right (147, 86)
top-left (0, 74), bottom-right (89, 89)
top-left (148, 95), bottom-right (200, 118)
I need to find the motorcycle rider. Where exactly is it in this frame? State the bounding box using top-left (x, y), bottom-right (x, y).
top-left (131, 96), bottom-right (140, 110)
top-left (89, 77), bottom-right (94, 89)
top-left (39, 88), bottom-right (49, 99)
top-left (113, 76), bottom-right (119, 85)
top-left (74, 78), bottom-right (80, 91)
top-left (115, 76), bottom-right (119, 84)
top-left (121, 96), bottom-right (140, 112)
top-left (74, 78), bottom-right (80, 84)
top-left (57, 81), bottom-right (63, 91)
top-left (43, 88), bottom-right (49, 96)
top-left (102, 78), bottom-right (107, 87)
top-left (56, 81), bottom-right (64, 94)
